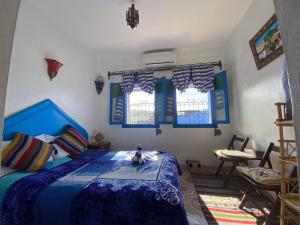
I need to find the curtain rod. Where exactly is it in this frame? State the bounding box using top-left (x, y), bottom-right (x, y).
top-left (107, 60), bottom-right (222, 79)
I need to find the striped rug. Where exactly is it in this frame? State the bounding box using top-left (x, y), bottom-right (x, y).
top-left (191, 173), bottom-right (271, 225)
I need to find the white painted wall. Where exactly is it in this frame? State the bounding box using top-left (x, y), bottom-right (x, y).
top-left (96, 48), bottom-right (232, 164)
top-left (5, 1), bottom-right (100, 136)
top-left (225, 0), bottom-right (294, 168)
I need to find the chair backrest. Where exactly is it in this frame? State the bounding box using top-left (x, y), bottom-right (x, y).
top-left (227, 135), bottom-right (250, 152)
top-left (258, 142), bottom-right (278, 168)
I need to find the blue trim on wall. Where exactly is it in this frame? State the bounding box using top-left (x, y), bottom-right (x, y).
top-left (3, 99), bottom-right (88, 141)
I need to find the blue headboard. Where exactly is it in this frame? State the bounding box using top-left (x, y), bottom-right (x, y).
top-left (3, 99), bottom-right (88, 141)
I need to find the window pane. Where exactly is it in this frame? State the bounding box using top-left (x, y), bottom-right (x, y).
top-left (126, 87), bottom-right (155, 125)
top-left (176, 85), bottom-right (211, 124)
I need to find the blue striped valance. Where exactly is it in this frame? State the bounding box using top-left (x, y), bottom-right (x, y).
top-left (171, 66), bottom-right (215, 92)
top-left (120, 71), bottom-right (155, 94)
top-left (191, 66), bottom-right (215, 92)
top-left (171, 68), bottom-right (190, 92)
top-left (138, 71), bottom-right (156, 94)
top-left (120, 72), bottom-right (136, 93)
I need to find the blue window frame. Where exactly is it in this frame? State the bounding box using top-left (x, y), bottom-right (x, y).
top-left (173, 70), bottom-right (229, 128)
top-left (109, 70), bottom-right (229, 128)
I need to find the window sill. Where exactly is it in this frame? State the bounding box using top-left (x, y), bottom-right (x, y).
top-left (122, 124), bottom-right (159, 128)
top-left (173, 123), bottom-right (217, 128)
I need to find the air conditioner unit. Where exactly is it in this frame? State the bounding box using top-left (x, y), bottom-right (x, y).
top-left (142, 50), bottom-right (178, 68)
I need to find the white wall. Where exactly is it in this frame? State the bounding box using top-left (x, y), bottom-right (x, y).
top-left (5, 1), bottom-right (100, 136)
top-left (96, 47), bottom-right (232, 164)
top-left (225, 0), bottom-right (294, 167)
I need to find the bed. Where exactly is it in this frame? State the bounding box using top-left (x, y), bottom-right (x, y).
top-left (0, 99), bottom-right (188, 225)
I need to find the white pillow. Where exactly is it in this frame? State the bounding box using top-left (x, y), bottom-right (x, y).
top-left (34, 134), bottom-right (58, 143)
top-left (34, 134), bottom-right (47, 142)
top-left (52, 144), bottom-right (69, 160)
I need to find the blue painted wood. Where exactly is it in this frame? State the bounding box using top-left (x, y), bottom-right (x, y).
top-left (212, 70), bottom-right (230, 124)
top-left (109, 83), bottom-right (123, 125)
top-left (3, 99), bottom-right (88, 141)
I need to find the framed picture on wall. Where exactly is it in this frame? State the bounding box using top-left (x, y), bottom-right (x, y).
top-left (249, 14), bottom-right (284, 70)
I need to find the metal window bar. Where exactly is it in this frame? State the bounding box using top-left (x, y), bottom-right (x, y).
top-left (108, 60), bottom-right (222, 79)
top-left (177, 99), bottom-right (209, 124)
top-left (127, 102), bottom-right (155, 124)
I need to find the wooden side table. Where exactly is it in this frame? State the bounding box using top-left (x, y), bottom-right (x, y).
top-left (88, 142), bottom-right (111, 150)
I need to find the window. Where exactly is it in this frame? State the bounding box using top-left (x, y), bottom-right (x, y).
top-left (174, 85), bottom-right (215, 128)
top-left (175, 85), bottom-right (211, 125)
top-left (109, 70), bottom-right (230, 128)
top-left (173, 70), bottom-right (230, 128)
top-left (123, 86), bottom-right (158, 128)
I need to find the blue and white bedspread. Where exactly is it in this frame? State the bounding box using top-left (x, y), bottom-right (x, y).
top-left (1, 150), bottom-right (188, 225)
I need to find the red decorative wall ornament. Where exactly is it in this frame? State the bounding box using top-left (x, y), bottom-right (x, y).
top-left (45, 58), bottom-right (63, 80)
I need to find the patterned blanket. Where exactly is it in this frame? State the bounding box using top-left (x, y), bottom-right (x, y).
top-left (1, 150), bottom-right (188, 225)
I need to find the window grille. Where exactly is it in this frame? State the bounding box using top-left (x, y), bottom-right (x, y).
top-left (126, 86), bottom-right (155, 125)
top-left (176, 85), bottom-right (211, 125)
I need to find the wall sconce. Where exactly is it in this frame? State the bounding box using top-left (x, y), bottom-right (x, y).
top-left (45, 58), bottom-right (63, 81)
top-left (95, 76), bottom-right (104, 94)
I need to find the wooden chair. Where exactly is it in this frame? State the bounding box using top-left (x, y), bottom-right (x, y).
top-left (214, 134), bottom-right (250, 177)
top-left (237, 143), bottom-right (297, 225)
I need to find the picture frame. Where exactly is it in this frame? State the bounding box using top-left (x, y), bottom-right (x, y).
top-left (249, 14), bottom-right (284, 70)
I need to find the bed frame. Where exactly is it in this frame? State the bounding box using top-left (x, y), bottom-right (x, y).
top-left (2, 99), bottom-right (88, 141)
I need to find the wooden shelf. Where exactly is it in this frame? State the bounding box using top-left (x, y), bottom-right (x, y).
top-left (280, 195), bottom-right (300, 215)
top-left (274, 120), bottom-right (294, 127)
top-left (279, 156), bottom-right (298, 166)
top-left (280, 193), bottom-right (299, 200)
top-left (275, 103), bottom-right (298, 225)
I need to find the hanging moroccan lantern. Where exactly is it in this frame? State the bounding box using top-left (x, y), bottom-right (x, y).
top-left (126, 1), bottom-right (139, 29)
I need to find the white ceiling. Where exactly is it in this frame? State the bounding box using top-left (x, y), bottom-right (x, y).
top-left (27, 0), bottom-right (253, 57)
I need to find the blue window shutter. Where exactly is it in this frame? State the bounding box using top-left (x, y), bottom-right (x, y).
top-left (155, 77), bottom-right (166, 124)
top-left (109, 83), bottom-right (124, 125)
top-left (165, 79), bottom-right (175, 124)
top-left (211, 71), bottom-right (230, 124)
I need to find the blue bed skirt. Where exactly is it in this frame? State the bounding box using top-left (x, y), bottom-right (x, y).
top-left (1, 150), bottom-right (188, 225)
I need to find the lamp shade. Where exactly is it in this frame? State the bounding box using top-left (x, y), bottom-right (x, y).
top-left (45, 58), bottom-right (63, 80)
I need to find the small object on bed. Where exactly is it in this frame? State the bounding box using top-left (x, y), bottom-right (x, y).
top-left (132, 144), bottom-right (144, 165)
